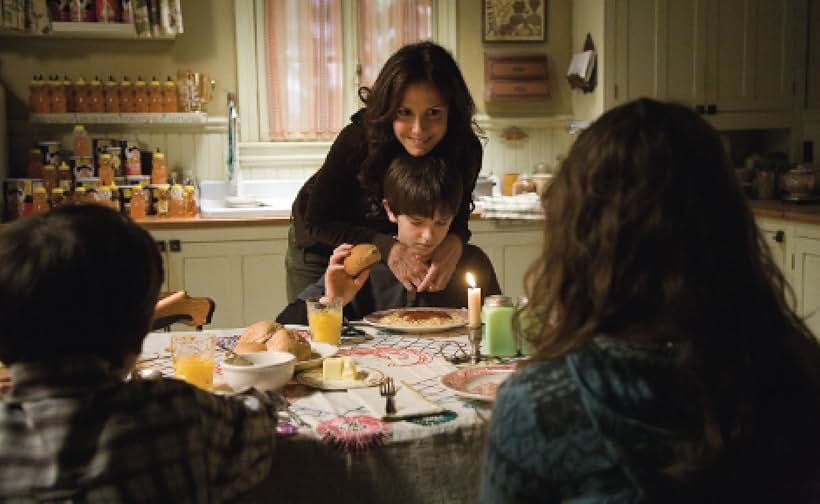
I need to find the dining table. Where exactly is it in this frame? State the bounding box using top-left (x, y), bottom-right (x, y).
top-left (140, 323), bottom-right (521, 504)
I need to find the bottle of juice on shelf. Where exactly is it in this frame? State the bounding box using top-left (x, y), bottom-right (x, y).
top-left (169, 184), bottom-right (184, 217)
top-left (183, 186), bottom-right (199, 217)
top-left (130, 185), bottom-right (146, 218)
top-left (89, 76), bottom-right (104, 113)
top-left (49, 75), bottom-right (67, 113)
top-left (74, 76), bottom-right (89, 113)
top-left (151, 150), bottom-right (167, 184)
top-left (104, 76), bottom-right (119, 113)
top-left (119, 76), bottom-right (134, 113)
top-left (42, 164), bottom-right (58, 194)
top-left (72, 186), bottom-right (87, 205)
top-left (57, 161), bottom-right (73, 192)
top-left (154, 185), bottom-right (170, 217)
top-left (134, 76), bottom-right (149, 113)
top-left (29, 75), bottom-right (49, 113)
top-left (50, 187), bottom-right (66, 208)
top-left (32, 186), bottom-right (49, 214)
top-left (28, 148), bottom-right (44, 179)
top-left (72, 124), bottom-right (91, 157)
top-left (110, 185), bottom-right (121, 212)
top-left (162, 76), bottom-right (178, 113)
top-left (63, 75), bottom-right (74, 112)
top-left (98, 153), bottom-right (114, 186)
top-left (148, 76), bottom-right (163, 112)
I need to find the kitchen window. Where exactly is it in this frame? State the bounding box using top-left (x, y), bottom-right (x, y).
top-left (234, 0), bottom-right (456, 173)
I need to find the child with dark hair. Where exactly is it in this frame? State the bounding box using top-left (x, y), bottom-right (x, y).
top-left (480, 98), bottom-right (820, 502)
top-left (278, 154), bottom-right (500, 324)
top-left (0, 205), bottom-right (283, 502)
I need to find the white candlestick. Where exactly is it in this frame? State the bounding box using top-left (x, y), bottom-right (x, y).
top-left (466, 272), bottom-right (481, 327)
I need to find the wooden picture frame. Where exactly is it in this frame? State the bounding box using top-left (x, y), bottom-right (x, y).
top-left (483, 0), bottom-right (547, 43)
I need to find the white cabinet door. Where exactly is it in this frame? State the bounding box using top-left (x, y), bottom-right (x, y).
top-left (793, 236), bottom-right (820, 341)
top-left (706, 0), bottom-right (796, 113)
top-left (471, 221), bottom-right (543, 301)
top-left (611, 0), bottom-right (798, 113)
top-left (165, 239), bottom-right (286, 328)
top-left (756, 218), bottom-right (788, 274)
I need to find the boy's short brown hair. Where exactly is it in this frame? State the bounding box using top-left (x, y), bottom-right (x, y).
top-left (0, 205), bottom-right (163, 366)
top-left (383, 155), bottom-right (462, 218)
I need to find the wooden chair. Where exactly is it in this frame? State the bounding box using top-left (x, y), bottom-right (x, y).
top-left (151, 291), bottom-right (216, 331)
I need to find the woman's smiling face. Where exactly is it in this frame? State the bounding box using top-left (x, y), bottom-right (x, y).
top-left (392, 81), bottom-right (449, 157)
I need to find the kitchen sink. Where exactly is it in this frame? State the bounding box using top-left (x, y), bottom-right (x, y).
top-left (199, 179), bottom-right (304, 218)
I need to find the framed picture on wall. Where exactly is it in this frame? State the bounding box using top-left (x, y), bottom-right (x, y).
top-left (483, 0), bottom-right (547, 42)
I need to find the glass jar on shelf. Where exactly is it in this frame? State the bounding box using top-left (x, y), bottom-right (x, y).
top-left (72, 124), bottom-right (91, 157)
top-left (512, 173), bottom-right (537, 195)
top-left (74, 76), bottom-right (89, 113)
top-left (29, 75), bottom-right (49, 113)
top-left (129, 185), bottom-right (146, 218)
top-left (57, 162), bottom-right (73, 192)
top-left (49, 76), bottom-right (67, 113)
top-left (32, 186), bottom-right (49, 214)
top-left (42, 164), bottom-right (58, 194)
top-left (151, 151), bottom-right (167, 184)
top-left (50, 187), bottom-right (66, 208)
top-left (162, 76), bottom-right (178, 113)
top-left (63, 75), bottom-right (74, 112)
top-left (28, 148), bottom-right (44, 179)
top-left (169, 184), bottom-right (185, 217)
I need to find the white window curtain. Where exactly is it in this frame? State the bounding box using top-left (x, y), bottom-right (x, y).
top-left (265, 0), bottom-right (343, 140)
top-left (263, 0), bottom-right (431, 141)
top-left (357, 0), bottom-right (432, 88)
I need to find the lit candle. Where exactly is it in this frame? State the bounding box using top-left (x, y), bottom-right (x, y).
top-left (466, 272), bottom-right (481, 327)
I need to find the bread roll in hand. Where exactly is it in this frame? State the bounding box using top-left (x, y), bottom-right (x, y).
top-left (343, 243), bottom-right (381, 276)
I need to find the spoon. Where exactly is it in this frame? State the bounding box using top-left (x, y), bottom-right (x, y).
top-left (217, 342), bottom-right (254, 366)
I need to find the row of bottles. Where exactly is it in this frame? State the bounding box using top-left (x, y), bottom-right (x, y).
top-left (29, 75), bottom-right (178, 114)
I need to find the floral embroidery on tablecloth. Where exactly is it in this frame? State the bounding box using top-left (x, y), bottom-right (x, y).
top-left (316, 416), bottom-right (391, 453)
top-left (338, 347), bottom-right (433, 367)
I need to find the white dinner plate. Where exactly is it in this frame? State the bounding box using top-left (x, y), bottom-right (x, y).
top-left (440, 364), bottom-right (516, 402)
top-left (296, 366), bottom-right (384, 390)
top-left (294, 341), bottom-right (339, 371)
top-left (363, 307), bottom-right (467, 334)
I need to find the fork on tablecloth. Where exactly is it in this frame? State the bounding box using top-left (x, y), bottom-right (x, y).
top-left (379, 377), bottom-right (397, 415)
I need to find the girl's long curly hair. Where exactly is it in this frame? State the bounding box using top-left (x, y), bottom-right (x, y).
top-left (522, 98), bottom-right (820, 497)
top-left (358, 41), bottom-right (482, 201)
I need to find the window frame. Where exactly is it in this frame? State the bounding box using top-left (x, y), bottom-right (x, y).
top-left (233, 0), bottom-right (457, 170)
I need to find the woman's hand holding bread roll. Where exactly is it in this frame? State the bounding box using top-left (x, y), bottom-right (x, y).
top-left (322, 243), bottom-right (376, 305)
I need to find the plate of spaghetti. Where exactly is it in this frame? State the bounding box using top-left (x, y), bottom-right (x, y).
top-left (363, 307), bottom-right (468, 333)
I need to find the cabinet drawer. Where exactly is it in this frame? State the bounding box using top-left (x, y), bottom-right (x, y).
top-left (485, 54), bottom-right (548, 80)
top-left (485, 80), bottom-right (549, 101)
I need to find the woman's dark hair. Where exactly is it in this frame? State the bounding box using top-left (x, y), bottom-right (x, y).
top-left (358, 41), bottom-right (482, 201)
top-left (523, 98), bottom-right (820, 498)
top-left (0, 205), bottom-right (163, 367)
top-left (383, 155), bottom-right (462, 219)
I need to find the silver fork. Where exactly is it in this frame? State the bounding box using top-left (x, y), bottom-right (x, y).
top-left (379, 377), bottom-right (397, 415)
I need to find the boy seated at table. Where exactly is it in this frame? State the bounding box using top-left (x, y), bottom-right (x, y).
top-left (276, 154), bottom-right (501, 324)
top-left (0, 205), bottom-right (282, 502)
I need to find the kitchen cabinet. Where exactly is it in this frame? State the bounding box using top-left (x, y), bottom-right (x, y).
top-left (609, 0), bottom-right (801, 122)
top-left (471, 220), bottom-right (543, 300)
top-left (150, 225), bottom-right (289, 329)
top-left (793, 227), bottom-right (820, 341)
top-left (757, 217), bottom-right (789, 277)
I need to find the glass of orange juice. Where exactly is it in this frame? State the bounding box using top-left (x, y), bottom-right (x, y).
top-left (171, 333), bottom-right (216, 390)
top-left (307, 298), bottom-right (343, 345)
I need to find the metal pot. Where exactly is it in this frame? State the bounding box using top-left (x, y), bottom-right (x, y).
top-left (780, 164), bottom-right (817, 200)
top-left (474, 176), bottom-right (496, 198)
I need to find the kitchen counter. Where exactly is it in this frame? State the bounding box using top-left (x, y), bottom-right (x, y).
top-left (133, 203), bottom-right (820, 229)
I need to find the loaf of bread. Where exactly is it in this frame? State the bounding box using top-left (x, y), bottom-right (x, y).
top-left (343, 243), bottom-right (381, 276)
top-left (266, 328), bottom-right (312, 361)
top-left (234, 340), bottom-right (268, 353)
top-left (238, 320), bottom-right (283, 345)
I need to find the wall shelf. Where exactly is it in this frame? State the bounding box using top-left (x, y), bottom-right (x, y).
top-left (30, 112), bottom-right (210, 125)
top-left (0, 22), bottom-right (175, 40)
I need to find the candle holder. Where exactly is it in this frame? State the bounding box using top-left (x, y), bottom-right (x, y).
top-left (467, 324), bottom-right (484, 364)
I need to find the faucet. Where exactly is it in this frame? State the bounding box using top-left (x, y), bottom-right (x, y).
top-left (226, 92), bottom-right (240, 197)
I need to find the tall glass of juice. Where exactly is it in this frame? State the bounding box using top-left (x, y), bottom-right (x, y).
top-left (171, 333), bottom-right (216, 390)
top-left (306, 298), bottom-right (343, 345)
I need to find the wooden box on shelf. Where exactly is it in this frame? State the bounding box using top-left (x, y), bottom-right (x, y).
top-left (484, 53), bottom-right (549, 102)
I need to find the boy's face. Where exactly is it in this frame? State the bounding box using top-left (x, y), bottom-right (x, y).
top-left (384, 202), bottom-right (453, 261)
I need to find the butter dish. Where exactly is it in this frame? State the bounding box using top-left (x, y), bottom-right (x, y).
top-left (349, 380), bottom-right (446, 420)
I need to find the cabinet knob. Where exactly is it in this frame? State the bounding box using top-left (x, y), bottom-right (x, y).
top-left (156, 241), bottom-right (166, 252)
top-left (774, 230), bottom-right (784, 243)
top-left (706, 104), bottom-right (717, 114)
top-left (170, 240), bottom-right (181, 252)
top-left (695, 104), bottom-right (705, 114)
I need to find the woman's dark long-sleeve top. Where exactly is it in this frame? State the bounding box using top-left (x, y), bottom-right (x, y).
top-left (291, 110), bottom-right (482, 261)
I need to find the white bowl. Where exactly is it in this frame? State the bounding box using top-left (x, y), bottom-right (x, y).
top-left (222, 350), bottom-right (296, 392)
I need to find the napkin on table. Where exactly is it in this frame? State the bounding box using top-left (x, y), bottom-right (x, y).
top-left (349, 380), bottom-right (445, 420)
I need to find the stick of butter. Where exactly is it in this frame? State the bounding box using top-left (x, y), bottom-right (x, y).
top-left (322, 356), bottom-right (358, 381)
